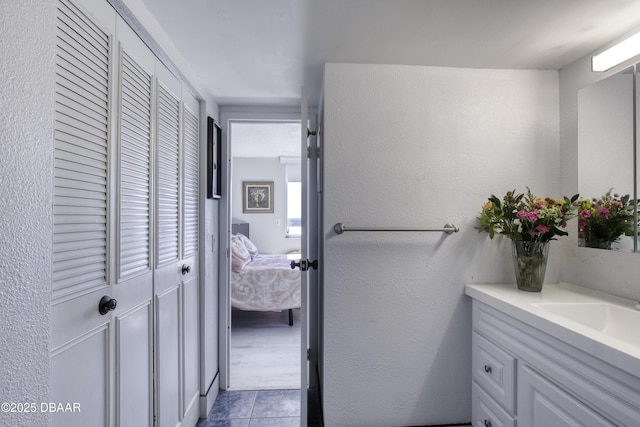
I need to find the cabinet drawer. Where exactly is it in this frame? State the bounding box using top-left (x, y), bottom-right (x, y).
top-left (472, 381), bottom-right (515, 427)
top-left (472, 331), bottom-right (516, 413)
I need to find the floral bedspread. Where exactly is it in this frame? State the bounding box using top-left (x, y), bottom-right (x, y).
top-left (231, 254), bottom-right (301, 311)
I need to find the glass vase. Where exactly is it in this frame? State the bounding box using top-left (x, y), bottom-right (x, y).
top-left (511, 240), bottom-right (549, 292)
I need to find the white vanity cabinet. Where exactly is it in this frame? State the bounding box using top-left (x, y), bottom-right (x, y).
top-left (471, 299), bottom-right (640, 427)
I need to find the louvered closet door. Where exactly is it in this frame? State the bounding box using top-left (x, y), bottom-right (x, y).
top-left (154, 66), bottom-right (183, 427)
top-left (52, 0), bottom-right (157, 425)
top-left (113, 16), bottom-right (154, 427)
top-left (181, 97), bottom-right (200, 427)
top-left (50, 0), bottom-right (115, 425)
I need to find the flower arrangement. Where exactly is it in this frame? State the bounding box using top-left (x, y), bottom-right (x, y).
top-left (578, 190), bottom-right (636, 248)
top-left (476, 188), bottom-right (580, 292)
top-left (476, 187), bottom-right (580, 243)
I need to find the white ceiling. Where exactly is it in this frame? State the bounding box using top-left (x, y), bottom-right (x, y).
top-left (142, 0), bottom-right (640, 108)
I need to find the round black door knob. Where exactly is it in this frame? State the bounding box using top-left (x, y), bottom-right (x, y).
top-left (182, 264), bottom-right (191, 275)
top-left (98, 295), bottom-right (117, 315)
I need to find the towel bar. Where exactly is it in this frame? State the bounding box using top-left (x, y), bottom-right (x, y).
top-left (333, 222), bottom-right (459, 235)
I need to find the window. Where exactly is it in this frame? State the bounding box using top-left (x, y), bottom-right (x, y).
top-left (287, 181), bottom-right (301, 237)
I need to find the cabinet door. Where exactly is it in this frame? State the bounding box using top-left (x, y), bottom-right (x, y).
top-left (518, 365), bottom-right (615, 427)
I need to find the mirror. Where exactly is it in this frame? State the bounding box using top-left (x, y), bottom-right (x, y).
top-left (577, 65), bottom-right (638, 252)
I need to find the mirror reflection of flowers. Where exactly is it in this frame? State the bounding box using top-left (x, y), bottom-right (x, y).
top-left (476, 187), bottom-right (580, 242)
top-left (578, 190), bottom-right (636, 248)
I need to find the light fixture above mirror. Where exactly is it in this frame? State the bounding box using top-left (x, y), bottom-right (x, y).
top-left (593, 31), bottom-right (640, 72)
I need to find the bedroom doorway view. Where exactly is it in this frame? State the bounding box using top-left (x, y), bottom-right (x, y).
top-left (229, 120), bottom-right (302, 390)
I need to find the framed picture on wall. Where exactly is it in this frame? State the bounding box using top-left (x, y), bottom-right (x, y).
top-left (207, 117), bottom-right (222, 199)
top-left (242, 181), bottom-right (274, 213)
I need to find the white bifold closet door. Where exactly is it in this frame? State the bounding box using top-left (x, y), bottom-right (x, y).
top-left (154, 66), bottom-right (183, 427)
top-left (51, 0), bottom-right (199, 425)
top-left (181, 94), bottom-right (201, 427)
top-left (52, 0), bottom-right (155, 425)
top-left (51, 0), bottom-right (116, 425)
top-left (153, 63), bottom-right (200, 427)
top-left (114, 15), bottom-right (155, 427)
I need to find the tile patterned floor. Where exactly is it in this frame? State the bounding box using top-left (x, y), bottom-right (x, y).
top-left (197, 389), bottom-right (301, 427)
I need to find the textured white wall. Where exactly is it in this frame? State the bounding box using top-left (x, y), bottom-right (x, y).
top-left (322, 63), bottom-right (560, 426)
top-left (559, 54), bottom-right (640, 302)
top-left (0, 1), bottom-right (55, 425)
top-left (232, 157), bottom-right (301, 254)
top-left (201, 111), bottom-right (220, 415)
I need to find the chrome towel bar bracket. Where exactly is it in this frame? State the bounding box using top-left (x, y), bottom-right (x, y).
top-left (333, 223), bottom-right (459, 235)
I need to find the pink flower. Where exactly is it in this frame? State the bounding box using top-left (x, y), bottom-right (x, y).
top-left (595, 207), bottom-right (609, 218)
top-left (536, 224), bottom-right (549, 233)
top-left (517, 210), bottom-right (538, 221)
top-left (580, 210), bottom-right (591, 218)
top-left (578, 220), bottom-right (587, 230)
top-left (561, 222), bottom-right (567, 228)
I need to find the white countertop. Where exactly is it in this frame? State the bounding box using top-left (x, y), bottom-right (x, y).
top-left (465, 282), bottom-right (640, 378)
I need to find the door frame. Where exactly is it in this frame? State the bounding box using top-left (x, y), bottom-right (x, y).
top-left (218, 108), bottom-right (316, 393)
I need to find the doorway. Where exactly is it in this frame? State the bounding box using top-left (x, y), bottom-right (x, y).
top-left (225, 118), bottom-right (303, 390)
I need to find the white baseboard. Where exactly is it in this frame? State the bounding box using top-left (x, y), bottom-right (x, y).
top-left (199, 373), bottom-right (219, 420)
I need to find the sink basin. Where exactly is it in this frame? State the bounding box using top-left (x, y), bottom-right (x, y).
top-left (532, 302), bottom-right (640, 347)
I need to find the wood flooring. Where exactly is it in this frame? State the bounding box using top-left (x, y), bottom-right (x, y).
top-left (229, 308), bottom-right (301, 390)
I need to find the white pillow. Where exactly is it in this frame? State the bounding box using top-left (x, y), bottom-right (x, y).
top-left (236, 233), bottom-right (259, 259)
top-left (231, 235), bottom-right (251, 272)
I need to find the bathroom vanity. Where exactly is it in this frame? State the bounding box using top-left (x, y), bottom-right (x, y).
top-left (465, 283), bottom-right (640, 427)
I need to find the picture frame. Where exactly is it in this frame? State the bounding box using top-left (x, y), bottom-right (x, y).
top-left (207, 117), bottom-right (222, 199)
top-left (242, 181), bottom-right (274, 213)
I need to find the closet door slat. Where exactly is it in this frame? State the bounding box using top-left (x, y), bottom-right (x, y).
top-left (53, 0), bottom-right (110, 296)
top-left (156, 83), bottom-right (180, 266)
top-left (118, 50), bottom-right (152, 279)
top-left (182, 105), bottom-right (199, 258)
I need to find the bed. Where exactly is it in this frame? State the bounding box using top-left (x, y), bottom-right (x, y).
top-left (230, 225), bottom-right (301, 325)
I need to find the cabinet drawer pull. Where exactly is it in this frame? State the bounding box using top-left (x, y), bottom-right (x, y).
top-left (484, 420), bottom-right (492, 427)
top-left (484, 364), bottom-right (492, 373)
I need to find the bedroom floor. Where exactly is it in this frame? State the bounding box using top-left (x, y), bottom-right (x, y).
top-left (230, 308), bottom-right (301, 390)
